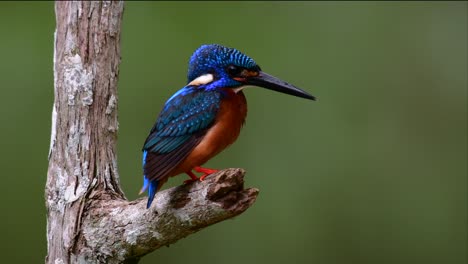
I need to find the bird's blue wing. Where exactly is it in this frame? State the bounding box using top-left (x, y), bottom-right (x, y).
top-left (142, 87), bottom-right (222, 182)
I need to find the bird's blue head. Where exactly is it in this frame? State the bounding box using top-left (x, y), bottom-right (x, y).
top-left (187, 44), bottom-right (260, 89)
top-left (186, 44), bottom-right (315, 100)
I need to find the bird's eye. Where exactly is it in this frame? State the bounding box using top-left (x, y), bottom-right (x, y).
top-left (226, 65), bottom-right (242, 77)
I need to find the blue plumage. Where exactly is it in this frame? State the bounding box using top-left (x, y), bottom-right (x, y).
top-left (141, 88), bottom-right (222, 208)
top-left (144, 88), bottom-right (221, 153)
top-left (146, 179), bottom-right (158, 209)
top-left (141, 150), bottom-right (159, 208)
top-left (140, 44), bottom-right (315, 208)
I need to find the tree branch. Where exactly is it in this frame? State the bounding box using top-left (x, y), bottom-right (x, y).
top-left (45, 2), bottom-right (258, 263)
top-left (80, 168), bottom-right (257, 263)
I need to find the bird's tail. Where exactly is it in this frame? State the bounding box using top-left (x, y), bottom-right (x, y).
top-left (139, 176), bottom-right (159, 209)
top-left (146, 180), bottom-right (158, 209)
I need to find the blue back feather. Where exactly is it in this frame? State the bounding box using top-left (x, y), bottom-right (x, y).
top-left (141, 88), bottom-right (223, 208)
top-left (144, 88), bottom-right (221, 153)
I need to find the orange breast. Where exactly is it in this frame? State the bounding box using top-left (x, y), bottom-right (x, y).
top-left (171, 90), bottom-right (247, 175)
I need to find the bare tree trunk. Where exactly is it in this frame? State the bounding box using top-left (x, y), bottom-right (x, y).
top-left (45, 2), bottom-right (258, 264)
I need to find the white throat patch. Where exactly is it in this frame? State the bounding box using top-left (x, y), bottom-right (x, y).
top-left (188, 73), bottom-right (214, 86)
top-left (232, 86), bottom-right (246, 93)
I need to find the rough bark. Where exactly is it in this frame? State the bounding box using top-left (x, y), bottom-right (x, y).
top-left (45, 2), bottom-right (258, 264)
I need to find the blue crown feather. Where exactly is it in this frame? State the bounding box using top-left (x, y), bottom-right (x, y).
top-left (187, 44), bottom-right (259, 83)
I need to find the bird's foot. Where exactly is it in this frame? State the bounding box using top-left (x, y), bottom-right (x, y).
top-left (194, 166), bottom-right (219, 181)
top-left (183, 167), bottom-right (219, 184)
top-left (183, 171), bottom-right (200, 184)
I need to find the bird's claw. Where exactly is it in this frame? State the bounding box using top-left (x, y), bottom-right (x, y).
top-left (183, 167), bottom-right (218, 184)
top-left (194, 166), bottom-right (219, 175)
top-left (183, 178), bottom-right (197, 184)
top-left (199, 174), bottom-right (207, 181)
top-left (183, 174), bottom-right (208, 184)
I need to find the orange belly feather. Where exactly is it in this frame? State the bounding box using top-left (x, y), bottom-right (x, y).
top-left (170, 90), bottom-right (247, 176)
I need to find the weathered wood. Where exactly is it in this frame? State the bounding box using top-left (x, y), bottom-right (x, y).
top-left (78, 168), bottom-right (257, 263)
top-left (45, 2), bottom-right (258, 263)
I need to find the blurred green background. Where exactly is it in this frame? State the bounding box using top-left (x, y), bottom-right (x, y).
top-left (0, 1), bottom-right (466, 264)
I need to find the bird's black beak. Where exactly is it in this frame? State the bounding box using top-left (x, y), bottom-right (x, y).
top-left (246, 71), bottom-right (316, 100)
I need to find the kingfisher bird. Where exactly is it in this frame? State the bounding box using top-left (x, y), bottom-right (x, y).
top-left (140, 44), bottom-right (315, 208)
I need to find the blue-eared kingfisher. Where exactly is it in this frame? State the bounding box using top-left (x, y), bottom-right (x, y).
top-left (140, 44), bottom-right (315, 208)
